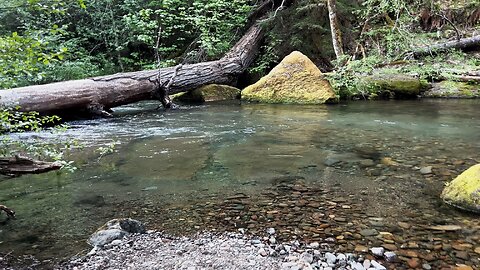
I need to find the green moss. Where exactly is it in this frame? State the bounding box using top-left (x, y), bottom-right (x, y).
top-left (173, 84), bottom-right (240, 103)
top-left (242, 51), bottom-right (337, 104)
top-left (364, 74), bottom-right (429, 97)
top-left (424, 81), bottom-right (480, 98)
top-left (441, 164), bottom-right (480, 214)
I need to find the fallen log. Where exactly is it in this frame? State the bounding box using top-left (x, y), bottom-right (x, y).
top-left (0, 205), bottom-right (15, 219)
top-left (0, 24), bottom-right (263, 115)
top-left (410, 35), bottom-right (480, 58)
top-left (0, 0), bottom-right (293, 115)
top-left (0, 155), bottom-right (62, 176)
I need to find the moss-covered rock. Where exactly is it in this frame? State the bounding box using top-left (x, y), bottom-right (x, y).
top-left (441, 164), bottom-right (480, 214)
top-left (364, 74), bottom-right (429, 98)
top-left (241, 51), bottom-right (337, 104)
top-left (423, 81), bottom-right (480, 98)
top-left (173, 84), bottom-right (240, 103)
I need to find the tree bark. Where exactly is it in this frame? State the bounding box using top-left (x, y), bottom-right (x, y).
top-left (411, 35), bottom-right (480, 58)
top-left (0, 19), bottom-right (266, 115)
top-left (327, 0), bottom-right (344, 59)
top-left (0, 155), bottom-right (62, 176)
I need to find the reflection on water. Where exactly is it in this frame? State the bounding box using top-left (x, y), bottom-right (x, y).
top-left (0, 99), bottom-right (479, 267)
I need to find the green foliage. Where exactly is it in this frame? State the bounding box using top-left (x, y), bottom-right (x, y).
top-left (0, 0), bottom-right (253, 87)
top-left (326, 56), bottom-right (382, 98)
top-left (357, 0), bottom-right (424, 60)
top-left (96, 141), bottom-right (120, 161)
top-left (0, 30), bottom-right (68, 89)
top-left (0, 107), bottom-right (61, 134)
top-left (250, 34), bottom-right (281, 74)
top-left (0, 108), bottom-right (78, 172)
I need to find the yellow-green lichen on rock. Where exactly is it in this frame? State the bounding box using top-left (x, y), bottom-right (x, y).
top-left (441, 164), bottom-right (480, 214)
top-left (173, 84), bottom-right (241, 103)
top-left (241, 51), bottom-right (337, 104)
top-left (364, 74), bottom-right (429, 97)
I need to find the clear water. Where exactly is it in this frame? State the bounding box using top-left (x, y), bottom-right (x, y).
top-left (0, 99), bottom-right (479, 266)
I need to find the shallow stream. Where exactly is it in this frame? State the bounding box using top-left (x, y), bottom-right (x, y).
top-left (0, 100), bottom-right (479, 269)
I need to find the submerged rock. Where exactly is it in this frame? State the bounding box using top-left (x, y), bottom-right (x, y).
top-left (241, 51), bottom-right (337, 104)
top-left (89, 218), bottom-right (146, 247)
top-left (173, 84), bottom-right (240, 103)
top-left (441, 164), bottom-right (480, 214)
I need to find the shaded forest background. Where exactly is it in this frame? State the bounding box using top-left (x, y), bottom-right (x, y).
top-left (0, 0), bottom-right (479, 93)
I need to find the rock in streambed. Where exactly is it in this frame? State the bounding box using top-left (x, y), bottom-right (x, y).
top-left (441, 164), bottom-right (480, 214)
top-left (88, 218), bottom-right (146, 247)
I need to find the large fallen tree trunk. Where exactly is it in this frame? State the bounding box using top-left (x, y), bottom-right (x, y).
top-left (0, 1), bottom-right (294, 115)
top-left (411, 35), bottom-right (480, 58)
top-left (0, 24), bottom-right (263, 116)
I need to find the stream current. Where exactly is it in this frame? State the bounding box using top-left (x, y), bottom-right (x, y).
top-left (0, 99), bottom-right (479, 268)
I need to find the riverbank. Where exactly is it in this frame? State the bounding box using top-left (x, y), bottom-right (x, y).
top-left (60, 230), bottom-right (391, 270)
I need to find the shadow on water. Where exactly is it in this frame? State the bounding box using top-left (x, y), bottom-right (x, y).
top-left (0, 99), bottom-right (479, 268)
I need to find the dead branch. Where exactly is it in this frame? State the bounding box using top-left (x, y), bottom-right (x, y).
top-left (0, 205), bottom-right (15, 219)
top-left (409, 35), bottom-right (480, 58)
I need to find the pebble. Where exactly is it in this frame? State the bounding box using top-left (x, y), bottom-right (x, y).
top-left (363, 259), bottom-right (371, 269)
top-left (454, 265), bottom-right (474, 270)
top-left (383, 251), bottom-right (396, 262)
top-left (422, 263), bottom-right (432, 270)
top-left (420, 166), bottom-right (433, 174)
top-left (325, 252), bottom-right (336, 264)
top-left (370, 260), bottom-right (386, 270)
top-left (407, 258), bottom-right (421, 269)
top-left (267, 228), bottom-right (276, 235)
top-left (360, 229), bottom-right (378, 237)
top-left (337, 253), bottom-right (346, 261)
top-left (300, 252), bottom-right (314, 264)
top-left (370, 247), bottom-right (384, 257)
top-left (258, 248), bottom-right (268, 257)
top-left (355, 245), bottom-right (368, 252)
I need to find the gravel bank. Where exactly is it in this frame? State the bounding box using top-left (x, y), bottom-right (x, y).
top-left (61, 230), bottom-right (389, 270)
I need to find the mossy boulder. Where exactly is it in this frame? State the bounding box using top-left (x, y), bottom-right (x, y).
top-left (241, 51), bottom-right (337, 104)
top-left (441, 164), bottom-right (480, 214)
top-left (423, 81), bottom-right (480, 98)
top-left (173, 84), bottom-right (240, 103)
top-left (364, 74), bottom-right (429, 98)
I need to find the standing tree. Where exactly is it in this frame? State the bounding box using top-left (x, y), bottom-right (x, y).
top-left (327, 0), bottom-right (344, 59)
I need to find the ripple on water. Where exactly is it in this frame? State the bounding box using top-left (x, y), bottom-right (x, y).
top-left (0, 100), bottom-right (479, 269)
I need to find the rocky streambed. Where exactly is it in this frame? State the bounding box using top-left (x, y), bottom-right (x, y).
top-left (61, 231), bottom-right (391, 270)
top-left (56, 174), bottom-right (480, 270)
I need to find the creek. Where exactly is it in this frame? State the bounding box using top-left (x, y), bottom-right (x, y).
top-left (0, 99), bottom-right (479, 268)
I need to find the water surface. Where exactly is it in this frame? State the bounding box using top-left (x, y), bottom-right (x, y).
top-left (0, 99), bottom-right (479, 267)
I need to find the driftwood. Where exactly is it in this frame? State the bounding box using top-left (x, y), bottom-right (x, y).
top-left (0, 155), bottom-right (62, 176)
top-left (0, 1), bottom-right (293, 116)
top-left (0, 205), bottom-right (15, 219)
top-left (411, 35), bottom-right (480, 58)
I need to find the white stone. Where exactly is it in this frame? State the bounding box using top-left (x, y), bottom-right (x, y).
top-left (371, 260), bottom-right (386, 270)
top-left (370, 247), bottom-right (384, 257)
top-left (384, 251), bottom-right (397, 262)
top-left (325, 252), bottom-right (337, 264)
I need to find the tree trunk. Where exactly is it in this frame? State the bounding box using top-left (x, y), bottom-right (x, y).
top-left (327, 0), bottom-right (344, 59)
top-left (411, 35), bottom-right (480, 57)
top-left (0, 155), bottom-right (62, 176)
top-left (0, 22), bottom-right (265, 116)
